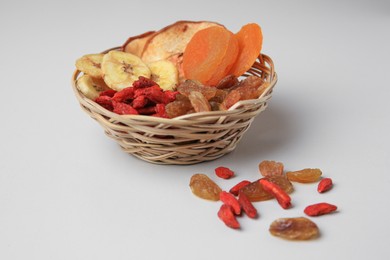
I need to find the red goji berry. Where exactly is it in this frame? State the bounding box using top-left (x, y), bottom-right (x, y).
top-left (137, 106), bottom-right (156, 115)
top-left (229, 180), bottom-right (251, 196)
top-left (304, 203), bottom-right (337, 216)
top-left (112, 101), bottom-right (139, 115)
top-left (238, 191), bottom-right (257, 218)
top-left (112, 87), bottom-right (135, 102)
top-left (95, 95), bottom-right (113, 111)
top-left (99, 89), bottom-right (117, 97)
top-left (215, 166), bottom-right (234, 179)
top-left (317, 178), bottom-right (333, 193)
top-left (132, 95), bottom-right (148, 109)
top-left (259, 179), bottom-right (291, 209)
top-left (164, 90), bottom-right (179, 103)
top-left (220, 191), bottom-right (241, 215)
top-left (152, 104), bottom-right (168, 118)
top-left (132, 76), bottom-right (157, 89)
top-left (217, 204), bottom-right (240, 229)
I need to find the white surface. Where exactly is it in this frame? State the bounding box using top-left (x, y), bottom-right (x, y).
top-left (1, 0), bottom-right (390, 259)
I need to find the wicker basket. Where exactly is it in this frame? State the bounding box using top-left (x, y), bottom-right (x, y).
top-left (72, 48), bottom-right (277, 165)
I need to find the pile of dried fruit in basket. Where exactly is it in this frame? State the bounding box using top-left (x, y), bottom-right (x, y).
top-left (75, 21), bottom-right (269, 118)
top-left (189, 160), bottom-right (338, 241)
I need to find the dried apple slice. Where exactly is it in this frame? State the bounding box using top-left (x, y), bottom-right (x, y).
top-left (122, 30), bottom-right (156, 57)
top-left (141, 20), bottom-right (224, 64)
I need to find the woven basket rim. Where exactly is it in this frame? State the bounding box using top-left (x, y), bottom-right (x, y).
top-left (71, 48), bottom-right (277, 124)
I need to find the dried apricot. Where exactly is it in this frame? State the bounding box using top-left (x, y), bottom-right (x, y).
top-left (182, 26), bottom-right (239, 85)
top-left (286, 168), bottom-right (322, 183)
top-left (189, 174), bottom-right (222, 201)
top-left (229, 23), bottom-right (263, 77)
top-left (259, 160), bottom-right (284, 176)
top-left (269, 217), bottom-right (319, 240)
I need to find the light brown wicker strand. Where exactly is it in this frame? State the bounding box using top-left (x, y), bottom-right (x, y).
top-left (72, 49), bottom-right (277, 165)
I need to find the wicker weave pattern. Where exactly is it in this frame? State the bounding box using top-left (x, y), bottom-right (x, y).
top-left (72, 50), bottom-right (277, 164)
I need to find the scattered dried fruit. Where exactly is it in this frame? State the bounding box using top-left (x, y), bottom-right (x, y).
top-left (259, 179), bottom-right (291, 209)
top-left (238, 191), bottom-right (257, 218)
top-left (304, 203), bottom-right (337, 216)
top-left (220, 191), bottom-right (241, 215)
top-left (241, 175), bottom-right (293, 202)
top-left (259, 160), bottom-right (284, 176)
top-left (229, 180), bottom-right (251, 196)
top-left (215, 166), bottom-right (234, 179)
top-left (269, 217), bottom-right (319, 240)
top-left (286, 168), bottom-right (322, 183)
top-left (317, 178), bottom-right (333, 193)
top-left (218, 204), bottom-right (240, 229)
top-left (189, 173), bottom-right (222, 201)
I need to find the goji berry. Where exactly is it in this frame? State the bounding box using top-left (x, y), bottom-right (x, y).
top-left (238, 191), bottom-right (257, 218)
top-left (215, 166), bottom-right (234, 179)
top-left (259, 179), bottom-right (291, 209)
top-left (220, 191), bottom-right (241, 215)
top-left (304, 203), bottom-right (337, 216)
top-left (217, 204), bottom-right (240, 229)
top-left (132, 95), bottom-right (148, 108)
top-left (137, 106), bottom-right (156, 115)
top-left (229, 180), bottom-right (251, 196)
top-left (112, 87), bottom-right (135, 102)
top-left (99, 89), bottom-right (117, 97)
top-left (112, 101), bottom-right (139, 115)
top-left (132, 76), bottom-right (157, 89)
top-left (317, 178), bottom-right (333, 193)
top-left (95, 95), bottom-right (113, 111)
top-left (152, 104), bottom-right (168, 118)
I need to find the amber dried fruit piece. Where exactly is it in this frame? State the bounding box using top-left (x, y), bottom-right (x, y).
top-left (216, 74), bottom-right (239, 89)
top-left (286, 168), bottom-right (322, 183)
top-left (241, 175), bottom-right (293, 202)
top-left (189, 174), bottom-right (222, 201)
top-left (188, 91), bottom-right (211, 112)
top-left (222, 89), bottom-right (241, 109)
top-left (259, 160), bottom-right (284, 176)
top-left (269, 217), bottom-right (319, 240)
top-left (177, 80), bottom-right (217, 100)
top-left (165, 99), bottom-right (193, 118)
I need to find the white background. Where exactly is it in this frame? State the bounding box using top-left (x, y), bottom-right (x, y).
top-left (1, 0), bottom-right (390, 259)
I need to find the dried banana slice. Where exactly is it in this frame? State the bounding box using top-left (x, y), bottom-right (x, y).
top-left (76, 74), bottom-right (110, 100)
top-left (148, 60), bottom-right (178, 91)
top-left (75, 53), bottom-right (104, 78)
top-left (101, 50), bottom-right (151, 91)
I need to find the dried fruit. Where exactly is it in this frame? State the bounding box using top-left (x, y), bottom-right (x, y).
top-left (220, 191), bottom-right (241, 215)
top-left (75, 53), bottom-right (104, 78)
top-left (286, 168), bottom-right (322, 183)
top-left (95, 95), bottom-right (113, 111)
top-left (269, 217), bottom-right (319, 240)
top-left (259, 179), bottom-right (291, 209)
top-left (241, 175), bottom-right (293, 202)
top-left (229, 23), bottom-right (263, 77)
top-left (304, 203), bottom-right (337, 216)
top-left (182, 26), bottom-right (239, 86)
top-left (222, 89), bottom-right (241, 109)
top-left (259, 160), bottom-right (284, 176)
top-left (317, 178), bottom-right (333, 193)
top-left (229, 180), bottom-right (251, 196)
top-left (112, 101), bottom-right (139, 115)
top-left (238, 191), bottom-right (257, 218)
top-left (189, 174), bottom-right (222, 201)
top-left (165, 99), bottom-right (193, 118)
top-left (215, 166), bottom-right (234, 179)
top-left (218, 204), bottom-right (240, 229)
top-left (188, 91), bottom-right (211, 112)
top-left (177, 80), bottom-right (217, 99)
top-left (216, 74), bottom-right (239, 89)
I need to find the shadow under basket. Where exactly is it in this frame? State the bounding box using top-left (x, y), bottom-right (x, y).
top-left (72, 50), bottom-right (277, 165)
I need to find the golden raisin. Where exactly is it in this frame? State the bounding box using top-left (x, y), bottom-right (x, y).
top-left (259, 160), bottom-right (284, 176)
top-left (269, 217), bottom-right (319, 240)
top-left (189, 174), bottom-right (222, 201)
top-left (286, 168), bottom-right (322, 183)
